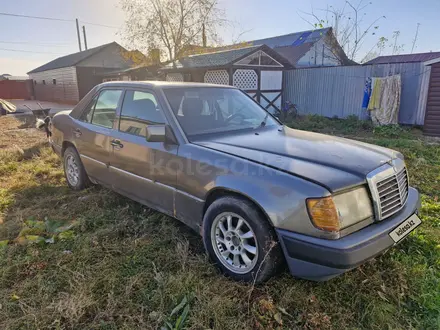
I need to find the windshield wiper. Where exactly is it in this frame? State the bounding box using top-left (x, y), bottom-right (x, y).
top-left (258, 112), bottom-right (269, 128)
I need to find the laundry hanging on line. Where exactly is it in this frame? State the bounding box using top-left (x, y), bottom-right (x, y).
top-left (366, 75), bottom-right (401, 126)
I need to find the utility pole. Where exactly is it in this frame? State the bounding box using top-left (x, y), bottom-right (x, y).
top-left (82, 25), bottom-right (88, 50)
top-left (75, 18), bottom-right (82, 52)
top-left (202, 23), bottom-right (207, 47)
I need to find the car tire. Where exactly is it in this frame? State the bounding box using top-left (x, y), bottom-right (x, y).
top-left (63, 146), bottom-right (90, 191)
top-left (203, 196), bottom-right (283, 283)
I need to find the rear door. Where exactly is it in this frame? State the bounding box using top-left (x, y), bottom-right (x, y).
top-left (72, 88), bottom-right (123, 184)
top-left (109, 88), bottom-right (178, 215)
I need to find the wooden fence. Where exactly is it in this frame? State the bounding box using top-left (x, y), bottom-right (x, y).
top-left (0, 80), bottom-right (34, 99)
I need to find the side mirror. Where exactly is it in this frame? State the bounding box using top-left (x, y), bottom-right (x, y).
top-left (145, 124), bottom-right (177, 144)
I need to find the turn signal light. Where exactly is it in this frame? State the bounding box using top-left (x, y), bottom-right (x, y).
top-left (306, 197), bottom-right (340, 232)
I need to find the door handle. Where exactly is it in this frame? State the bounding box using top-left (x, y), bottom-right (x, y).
top-left (73, 128), bottom-right (82, 137)
top-left (111, 139), bottom-right (123, 148)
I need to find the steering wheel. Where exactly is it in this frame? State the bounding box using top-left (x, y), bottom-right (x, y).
top-left (225, 112), bottom-right (246, 124)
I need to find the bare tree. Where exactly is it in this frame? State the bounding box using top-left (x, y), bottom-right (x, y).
top-left (391, 30), bottom-right (405, 55)
top-left (120, 0), bottom-right (228, 63)
top-left (360, 36), bottom-right (388, 63)
top-left (411, 23), bottom-right (421, 54)
top-left (377, 37), bottom-right (388, 56)
top-left (298, 0), bottom-right (385, 61)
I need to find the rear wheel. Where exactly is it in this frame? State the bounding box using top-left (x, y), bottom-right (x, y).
top-left (203, 196), bottom-right (283, 283)
top-left (63, 146), bottom-right (90, 190)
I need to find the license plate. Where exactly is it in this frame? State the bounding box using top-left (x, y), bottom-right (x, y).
top-left (389, 214), bottom-right (422, 243)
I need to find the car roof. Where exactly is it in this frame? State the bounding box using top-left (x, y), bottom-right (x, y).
top-left (98, 80), bottom-right (238, 90)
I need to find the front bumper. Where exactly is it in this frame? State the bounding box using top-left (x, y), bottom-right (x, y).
top-left (276, 187), bottom-right (421, 281)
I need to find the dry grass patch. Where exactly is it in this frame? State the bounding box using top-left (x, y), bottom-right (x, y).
top-left (0, 115), bottom-right (439, 329)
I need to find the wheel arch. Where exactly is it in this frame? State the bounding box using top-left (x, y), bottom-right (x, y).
top-left (61, 141), bottom-right (76, 156)
top-left (203, 187), bottom-right (275, 228)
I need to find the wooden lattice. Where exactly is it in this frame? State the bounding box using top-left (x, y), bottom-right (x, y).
top-left (204, 70), bottom-right (229, 85)
top-left (166, 73), bottom-right (184, 82)
top-left (233, 69), bottom-right (258, 90)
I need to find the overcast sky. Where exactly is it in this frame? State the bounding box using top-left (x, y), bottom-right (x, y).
top-left (1, 0), bottom-right (439, 75)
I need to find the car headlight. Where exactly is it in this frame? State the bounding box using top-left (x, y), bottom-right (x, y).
top-left (307, 187), bottom-right (374, 233)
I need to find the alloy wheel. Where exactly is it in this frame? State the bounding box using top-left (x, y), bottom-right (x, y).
top-left (211, 212), bottom-right (258, 274)
top-left (66, 154), bottom-right (80, 186)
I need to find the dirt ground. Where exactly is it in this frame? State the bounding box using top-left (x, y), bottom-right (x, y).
top-left (0, 115), bottom-right (46, 150)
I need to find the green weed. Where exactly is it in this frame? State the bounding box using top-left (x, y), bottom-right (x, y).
top-left (0, 116), bottom-right (439, 329)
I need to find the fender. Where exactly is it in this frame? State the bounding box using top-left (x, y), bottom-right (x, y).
top-left (206, 171), bottom-right (329, 235)
top-left (175, 143), bottom-right (330, 237)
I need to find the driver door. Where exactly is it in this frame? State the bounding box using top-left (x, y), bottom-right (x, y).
top-left (109, 89), bottom-right (178, 215)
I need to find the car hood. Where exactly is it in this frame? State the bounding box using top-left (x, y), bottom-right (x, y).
top-left (192, 126), bottom-right (401, 192)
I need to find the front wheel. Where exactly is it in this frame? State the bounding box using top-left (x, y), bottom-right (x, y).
top-left (203, 196), bottom-right (283, 283)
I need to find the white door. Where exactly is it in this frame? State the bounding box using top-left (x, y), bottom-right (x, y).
top-left (260, 70), bottom-right (282, 113)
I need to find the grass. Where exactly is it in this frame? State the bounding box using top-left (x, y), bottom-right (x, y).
top-left (0, 115), bottom-right (439, 329)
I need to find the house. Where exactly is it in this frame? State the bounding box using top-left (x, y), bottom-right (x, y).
top-left (194, 28), bottom-right (351, 68)
top-left (100, 64), bottom-right (165, 82)
top-left (364, 52), bottom-right (440, 137)
top-left (1, 75), bottom-right (29, 81)
top-left (246, 27), bottom-right (351, 67)
top-left (163, 44), bottom-right (293, 113)
top-left (0, 74), bottom-right (12, 80)
top-left (27, 42), bottom-right (136, 103)
top-left (100, 50), bottom-right (166, 82)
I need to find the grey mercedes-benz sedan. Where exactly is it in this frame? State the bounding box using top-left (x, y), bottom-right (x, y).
top-left (49, 81), bottom-right (421, 283)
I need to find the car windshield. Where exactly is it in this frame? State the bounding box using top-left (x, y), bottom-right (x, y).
top-left (163, 87), bottom-right (277, 136)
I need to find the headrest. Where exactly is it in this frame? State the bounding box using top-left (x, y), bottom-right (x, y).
top-left (135, 98), bottom-right (156, 113)
top-left (181, 98), bottom-right (203, 117)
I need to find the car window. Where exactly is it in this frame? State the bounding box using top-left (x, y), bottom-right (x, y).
top-left (80, 94), bottom-right (99, 123)
top-left (164, 87), bottom-right (277, 136)
top-left (119, 90), bottom-right (166, 137)
top-left (91, 90), bottom-right (123, 128)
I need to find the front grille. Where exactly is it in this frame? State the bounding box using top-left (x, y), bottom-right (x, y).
top-left (367, 158), bottom-right (409, 221)
top-left (376, 167), bottom-right (409, 219)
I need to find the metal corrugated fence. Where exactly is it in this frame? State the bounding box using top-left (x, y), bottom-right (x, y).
top-left (283, 63), bottom-right (431, 125)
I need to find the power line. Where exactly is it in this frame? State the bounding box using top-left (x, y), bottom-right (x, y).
top-left (0, 41), bottom-right (72, 47)
top-left (0, 11), bottom-right (120, 29)
top-left (81, 21), bottom-right (120, 29)
top-left (0, 12), bottom-right (72, 22)
top-left (0, 48), bottom-right (64, 55)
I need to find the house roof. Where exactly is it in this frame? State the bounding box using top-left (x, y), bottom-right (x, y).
top-left (28, 42), bottom-right (120, 74)
top-left (364, 52), bottom-right (440, 65)
top-left (273, 43), bottom-right (314, 66)
top-left (250, 27), bottom-right (351, 66)
top-left (169, 27), bottom-right (350, 67)
top-left (164, 44), bottom-right (293, 70)
top-left (221, 27), bottom-right (349, 66)
top-left (168, 45), bottom-right (261, 69)
top-left (249, 28), bottom-right (330, 48)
